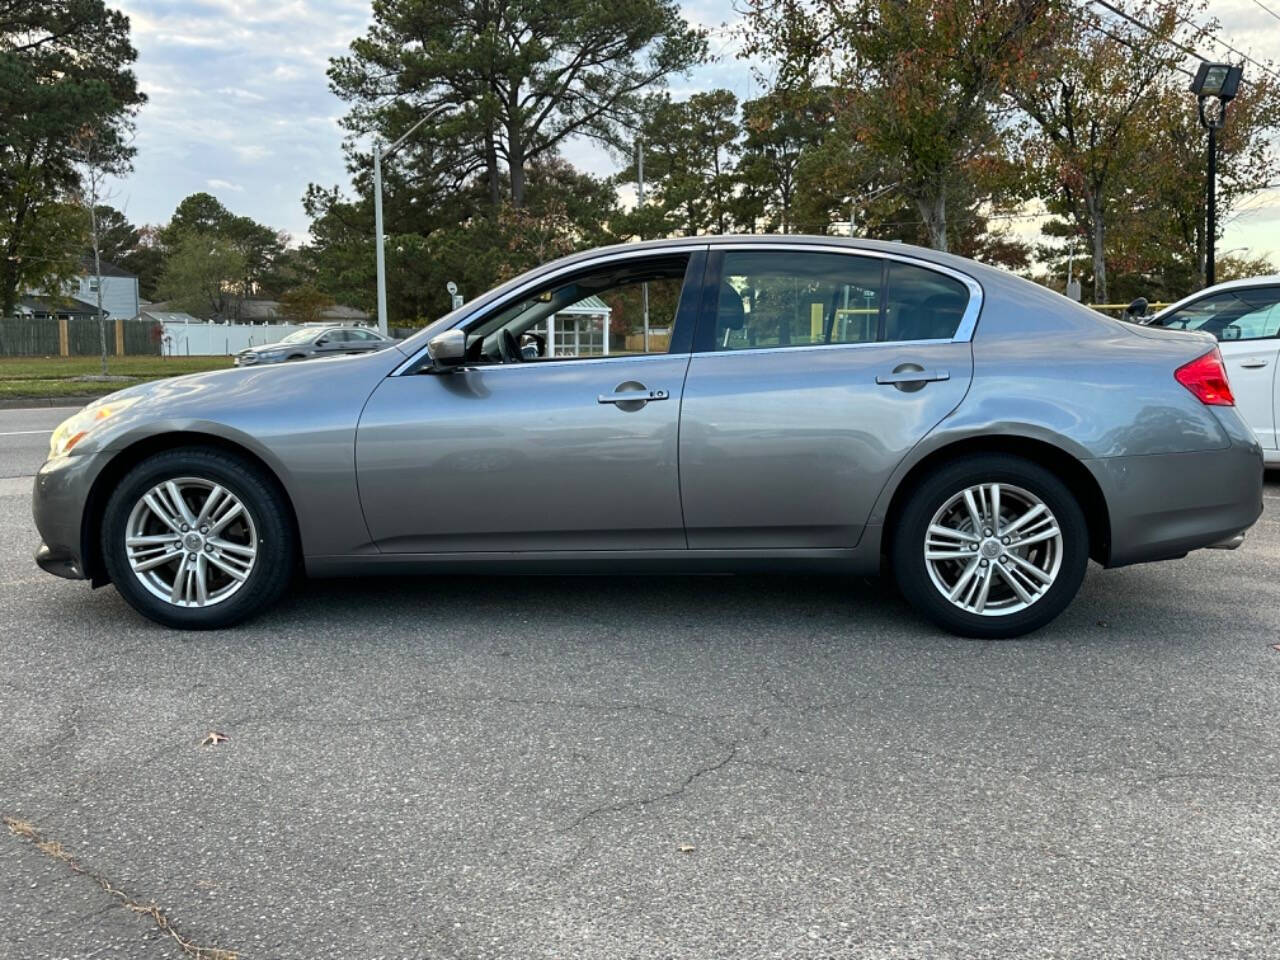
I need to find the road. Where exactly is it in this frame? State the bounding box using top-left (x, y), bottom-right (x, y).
top-left (2, 405), bottom-right (1279, 959)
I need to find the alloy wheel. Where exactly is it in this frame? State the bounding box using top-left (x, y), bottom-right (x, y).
top-left (124, 477), bottom-right (259, 608)
top-left (923, 482), bottom-right (1063, 617)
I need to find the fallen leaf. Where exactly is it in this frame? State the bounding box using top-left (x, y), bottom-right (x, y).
top-left (200, 731), bottom-right (230, 747)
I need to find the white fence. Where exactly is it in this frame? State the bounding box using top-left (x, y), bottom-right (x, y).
top-left (161, 320), bottom-right (325, 356)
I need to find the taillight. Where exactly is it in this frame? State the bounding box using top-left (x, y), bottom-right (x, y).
top-left (1175, 348), bottom-right (1235, 406)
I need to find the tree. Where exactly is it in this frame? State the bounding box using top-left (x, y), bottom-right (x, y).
top-left (735, 88), bottom-right (833, 233)
top-left (279, 286), bottom-right (336, 325)
top-left (1009, 0), bottom-right (1192, 301)
top-left (618, 90), bottom-right (740, 237)
top-left (0, 0), bottom-right (144, 316)
top-left (156, 232), bottom-right (247, 319)
top-left (741, 0), bottom-right (1061, 251)
top-left (159, 193), bottom-right (287, 302)
top-left (328, 0), bottom-right (706, 211)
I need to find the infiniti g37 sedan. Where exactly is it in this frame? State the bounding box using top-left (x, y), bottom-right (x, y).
top-left (33, 237), bottom-right (1263, 637)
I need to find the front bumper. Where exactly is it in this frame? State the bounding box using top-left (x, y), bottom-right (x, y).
top-left (32, 451), bottom-right (108, 583)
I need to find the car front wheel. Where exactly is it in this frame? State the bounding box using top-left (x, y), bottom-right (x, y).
top-left (101, 447), bottom-right (297, 629)
top-left (891, 454), bottom-right (1089, 639)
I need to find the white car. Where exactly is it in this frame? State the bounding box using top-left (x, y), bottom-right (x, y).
top-left (1145, 276), bottom-right (1280, 466)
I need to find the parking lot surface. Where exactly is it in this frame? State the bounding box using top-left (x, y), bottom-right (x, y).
top-left (2, 405), bottom-right (1279, 959)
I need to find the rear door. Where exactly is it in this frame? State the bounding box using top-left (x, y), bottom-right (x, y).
top-left (678, 246), bottom-right (978, 550)
top-left (1152, 286), bottom-right (1280, 449)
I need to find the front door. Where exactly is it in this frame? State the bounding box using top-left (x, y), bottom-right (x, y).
top-left (679, 247), bottom-right (978, 549)
top-left (355, 250), bottom-right (705, 553)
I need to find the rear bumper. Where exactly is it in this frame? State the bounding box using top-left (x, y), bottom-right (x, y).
top-left (1088, 442), bottom-right (1264, 567)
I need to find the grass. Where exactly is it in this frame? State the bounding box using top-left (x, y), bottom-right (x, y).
top-left (0, 355), bottom-right (231, 402)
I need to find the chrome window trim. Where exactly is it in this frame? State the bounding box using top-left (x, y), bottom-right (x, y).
top-left (390, 240), bottom-right (983, 375)
top-left (688, 338), bottom-right (956, 360)
top-left (391, 243), bottom-right (709, 376)
top-left (711, 242), bottom-right (984, 347)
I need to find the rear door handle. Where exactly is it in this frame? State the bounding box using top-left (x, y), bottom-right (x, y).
top-left (1239, 358), bottom-right (1269, 369)
top-left (876, 369), bottom-right (950, 385)
top-left (598, 388), bottom-right (669, 405)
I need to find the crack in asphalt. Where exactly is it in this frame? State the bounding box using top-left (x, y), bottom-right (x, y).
top-left (3, 815), bottom-right (237, 960)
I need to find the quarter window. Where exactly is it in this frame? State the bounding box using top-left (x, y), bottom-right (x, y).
top-left (883, 262), bottom-right (971, 342)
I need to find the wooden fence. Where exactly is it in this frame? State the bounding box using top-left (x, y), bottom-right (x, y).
top-left (0, 317), bottom-right (161, 357)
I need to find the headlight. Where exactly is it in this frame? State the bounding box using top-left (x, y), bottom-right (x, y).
top-left (48, 396), bottom-right (140, 459)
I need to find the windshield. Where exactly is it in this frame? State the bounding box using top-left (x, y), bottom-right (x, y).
top-left (278, 328), bottom-right (319, 344)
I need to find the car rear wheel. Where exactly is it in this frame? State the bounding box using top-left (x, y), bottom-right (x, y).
top-left (101, 448), bottom-right (297, 629)
top-left (891, 454), bottom-right (1089, 638)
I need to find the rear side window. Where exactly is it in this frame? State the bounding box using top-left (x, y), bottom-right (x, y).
top-left (1154, 288), bottom-right (1280, 342)
top-left (709, 251), bottom-right (971, 351)
top-left (714, 251), bottom-right (882, 351)
top-left (884, 262), bottom-right (970, 342)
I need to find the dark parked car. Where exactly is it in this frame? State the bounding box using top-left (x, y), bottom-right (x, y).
top-left (233, 325), bottom-right (396, 366)
top-left (34, 237), bottom-right (1263, 637)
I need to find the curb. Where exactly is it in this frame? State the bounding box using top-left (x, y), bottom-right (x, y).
top-left (0, 396), bottom-right (98, 410)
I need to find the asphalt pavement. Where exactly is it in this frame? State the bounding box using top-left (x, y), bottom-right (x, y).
top-left (2, 405), bottom-right (1278, 959)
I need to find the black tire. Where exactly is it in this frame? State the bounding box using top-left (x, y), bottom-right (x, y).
top-left (101, 447), bottom-right (297, 629)
top-left (891, 454), bottom-right (1089, 639)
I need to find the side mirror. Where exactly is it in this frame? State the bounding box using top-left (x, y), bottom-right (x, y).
top-left (315, 337), bottom-right (329, 346)
top-left (1124, 297), bottom-right (1148, 319)
top-left (427, 329), bottom-right (467, 371)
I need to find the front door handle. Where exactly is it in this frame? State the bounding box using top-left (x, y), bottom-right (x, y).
top-left (1239, 358), bottom-right (1269, 369)
top-left (598, 386), bottom-right (669, 405)
top-left (876, 368), bottom-right (950, 385)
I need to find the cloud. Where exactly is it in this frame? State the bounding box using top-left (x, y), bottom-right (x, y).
top-left (107, 0), bottom-right (1279, 264)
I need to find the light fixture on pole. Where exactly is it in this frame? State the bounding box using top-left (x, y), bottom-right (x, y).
top-left (1189, 62), bottom-right (1243, 288)
top-left (372, 105), bottom-right (450, 335)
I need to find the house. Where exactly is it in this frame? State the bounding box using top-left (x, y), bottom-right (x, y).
top-left (237, 298), bottom-right (371, 324)
top-left (527, 295), bottom-right (614, 357)
top-left (14, 294), bottom-right (105, 321)
top-left (17, 257), bottom-right (140, 321)
top-left (70, 256), bottom-right (140, 320)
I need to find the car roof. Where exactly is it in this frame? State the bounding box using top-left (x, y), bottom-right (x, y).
top-left (1152, 275), bottom-right (1280, 319)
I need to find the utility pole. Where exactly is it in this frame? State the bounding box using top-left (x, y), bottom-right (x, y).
top-left (637, 138), bottom-right (649, 352)
top-left (373, 106), bottom-right (448, 336)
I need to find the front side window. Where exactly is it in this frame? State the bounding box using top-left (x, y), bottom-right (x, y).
top-left (1152, 288), bottom-right (1280, 342)
top-left (468, 255), bottom-right (691, 362)
top-left (710, 251), bottom-right (971, 351)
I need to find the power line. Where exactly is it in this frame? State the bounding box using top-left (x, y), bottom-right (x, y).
top-left (1245, 0), bottom-right (1280, 26)
top-left (1086, 0), bottom-right (1211, 64)
top-left (1172, 12), bottom-right (1280, 84)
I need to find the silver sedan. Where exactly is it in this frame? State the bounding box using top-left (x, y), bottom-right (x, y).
top-left (32, 237), bottom-right (1263, 637)
top-left (233, 325), bottom-right (396, 366)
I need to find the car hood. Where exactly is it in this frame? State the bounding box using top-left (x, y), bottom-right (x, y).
top-left (61, 347), bottom-right (403, 459)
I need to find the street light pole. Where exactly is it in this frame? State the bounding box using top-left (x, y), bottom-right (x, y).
top-left (1206, 124), bottom-right (1217, 287)
top-left (373, 140), bottom-right (388, 336)
top-left (1190, 63), bottom-right (1243, 289)
top-left (372, 105), bottom-right (449, 336)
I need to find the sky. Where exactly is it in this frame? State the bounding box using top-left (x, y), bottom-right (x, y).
top-left (107, 0), bottom-right (1279, 267)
